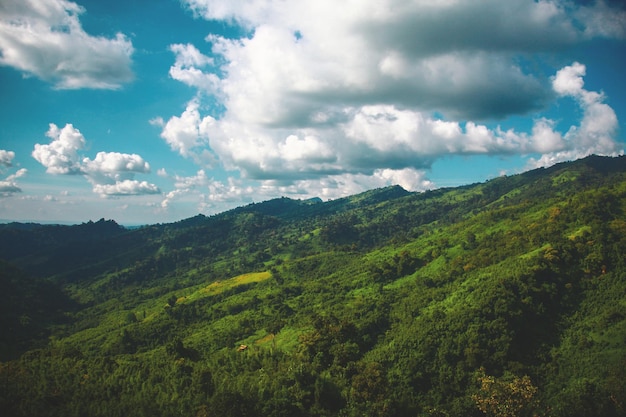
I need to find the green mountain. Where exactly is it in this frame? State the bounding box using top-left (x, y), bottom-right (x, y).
top-left (1, 155), bottom-right (625, 417)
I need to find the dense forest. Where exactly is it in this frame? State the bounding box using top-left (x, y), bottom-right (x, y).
top-left (1, 155), bottom-right (625, 417)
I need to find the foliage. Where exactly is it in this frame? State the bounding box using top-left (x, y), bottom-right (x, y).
top-left (473, 369), bottom-right (539, 417)
top-left (0, 155), bottom-right (625, 416)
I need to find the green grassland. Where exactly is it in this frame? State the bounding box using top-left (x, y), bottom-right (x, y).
top-left (1, 155), bottom-right (625, 417)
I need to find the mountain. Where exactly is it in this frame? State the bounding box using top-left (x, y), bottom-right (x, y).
top-left (0, 155), bottom-right (625, 417)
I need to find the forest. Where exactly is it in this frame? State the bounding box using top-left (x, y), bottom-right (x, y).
top-left (0, 154), bottom-right (625, 417)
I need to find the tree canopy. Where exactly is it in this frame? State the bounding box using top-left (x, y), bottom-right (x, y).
top-left (1, 155), bottom-right (625, 417)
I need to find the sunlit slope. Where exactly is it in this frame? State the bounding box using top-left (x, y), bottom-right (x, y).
top-left (1, 155), bottom-right (625, 417)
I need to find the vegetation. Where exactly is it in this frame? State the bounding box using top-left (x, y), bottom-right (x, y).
top-left (0, 155), bottom-right (625, 416)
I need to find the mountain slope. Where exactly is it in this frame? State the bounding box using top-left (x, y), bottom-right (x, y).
top-left (0, 155), bottom-right (625, 417)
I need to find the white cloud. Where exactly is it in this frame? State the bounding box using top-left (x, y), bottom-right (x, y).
top-left (92, 180), bottom-right (160, 197)
top-left (161, 169), bottom-right (208, 208)
top-left (0, 150), bottom-right (15, 167)
top-left (279, 134), bottom-right (334, 162)
top-left (552, 62), bottom-right (587, 96)
top-left (0, 0), bottom-right (133, 89)
top-left (180, 0), bottom-right (625, 125)
top-left (159, 59), bottom-right (621, 199)
top-left (205, 176), bottom-right (254, 204)
top-left (162, 167), bottom-right (435, 215)
top-left (375, 168), bottom-right (435, 192)
top-left (527, 119), bottom-right (567, 154)
top-left (32, 123), bottom-right (85, 174)
top-left (32, 123), bottom-right (160, 197)
top-left (527, 62), bottom-right (622, 168)
top-left (153, 99), bottom-right (218, 166)
top-left (169, 43), bottom-right (220, 92)
top-left (174, 169), bottom-right (209, 189)
top-left (152, 0), bottom-right (625, 210)
top-left (0, 167), bottom-right (26, 195)
top-left (171, 43), bottom-right (214, 68)
top-left (160, 172), bottom-right (260, 214)
top-left (256, 168), bottom-right (435, 202)
top-left (82, 152), bottom-right (151, 177)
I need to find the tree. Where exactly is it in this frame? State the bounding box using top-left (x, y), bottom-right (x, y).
top-left (348, 362), bottom-right (391, 417)
top-left (167, 294), bottom-right (178, 307)
top-left (473, 369), bottom-right (539, 417)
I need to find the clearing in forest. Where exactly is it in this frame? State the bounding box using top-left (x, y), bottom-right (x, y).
top-left (179, 271), bottom-right (272, 303)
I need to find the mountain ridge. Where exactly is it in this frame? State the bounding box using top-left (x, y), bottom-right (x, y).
top-left (1, 154), bottom-right (625, 417)
top-left (2, 154), bottom-right (623, 231)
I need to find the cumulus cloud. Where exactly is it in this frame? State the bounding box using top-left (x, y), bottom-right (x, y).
top-left (242, 168), bottom-right (435, 204)
top-left (552, 62), bottom-right (587, 96)
top-left (82, 152), bottom-right (151, 182)
top-left (0, 0), bottom-right (133, 89)
top-left (32, 123), bottom-right (85, 174)
top-left (0, 150), bottom-right (15, 167)
top-left (169, 43), bottom-right (220, 92)
top-left (151, 99), bottom-right (218, 166)
top-left (527, 62), bottom-right (622, 168)
top-left (159, 170), bottom-right (263, 214)
top-left (92, 180), bottom-right (160, 197)
top-left (152, 0), bottom-right (624, 211)
top-left (269, 168), bottom-right (435, 200)
top-left (32, 124), bottom-right (160, 197)
top-left (180, 0), bottom-right (626, 125)
top-left (168, 167), bottom-right (435, 214)
top-left (161, 74), bottom-right (614, 184)
top-left (161, 169), bottom-right (208, 208)
top-left (0, 149), bottom-right (25, 194)
top-left (0, 167), bottom-right (26, 195)
top-left (205, 176), bottom-right (255, 205)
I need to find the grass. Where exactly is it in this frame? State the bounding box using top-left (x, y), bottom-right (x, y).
top-left (569, 225), bottom-right (592, 239)
top-left (551, 171), bottom-right (580, 186)
top-left (178, 271), bottom-right (272, 304)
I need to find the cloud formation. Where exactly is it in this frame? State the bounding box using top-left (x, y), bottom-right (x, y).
top-left (183, 0), bottom-right (624, 123)
top-left (0, 150), bottom-right (26, 195)
top-left (0, 0), bottom-right (133, 89)
top-left (149, 0), bottom-right (625, 209)
top-left (32, 123), bottom-right (85, 174)
top-left (32, 124), bottom-right (160, 197)
top-left (169, 43), bottom-right (220, 92)
top-left (161, 169), bottom-right (208, 208)
top-left (158, 65), bottom-right (620, 190)
top-left (92, 180), bottom-right (160, 197)
top-left (0, 150), bottom-right (15, 167)
top-left (0, 168), bottom-right (26, 194)
top-left (528, 62), bottom-right (621, 168)
top-left (151, 99), bottom-right (217, 166)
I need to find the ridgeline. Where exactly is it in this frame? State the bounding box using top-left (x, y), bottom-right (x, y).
top-left (1, 155), bottom-right (625, 417)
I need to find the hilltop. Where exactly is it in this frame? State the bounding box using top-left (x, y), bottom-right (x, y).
top-left (0, 155), bottom-right (625, 417)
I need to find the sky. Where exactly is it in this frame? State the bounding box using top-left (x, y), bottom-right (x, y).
top-left (0, 0), bottom-right (625, 225)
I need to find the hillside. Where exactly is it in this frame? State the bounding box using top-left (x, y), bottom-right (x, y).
top-left (1, 155), bottom-right (625, 417)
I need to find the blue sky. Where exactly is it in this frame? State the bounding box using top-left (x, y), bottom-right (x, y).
top-left (1, 0), bottom-right (625, 225)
